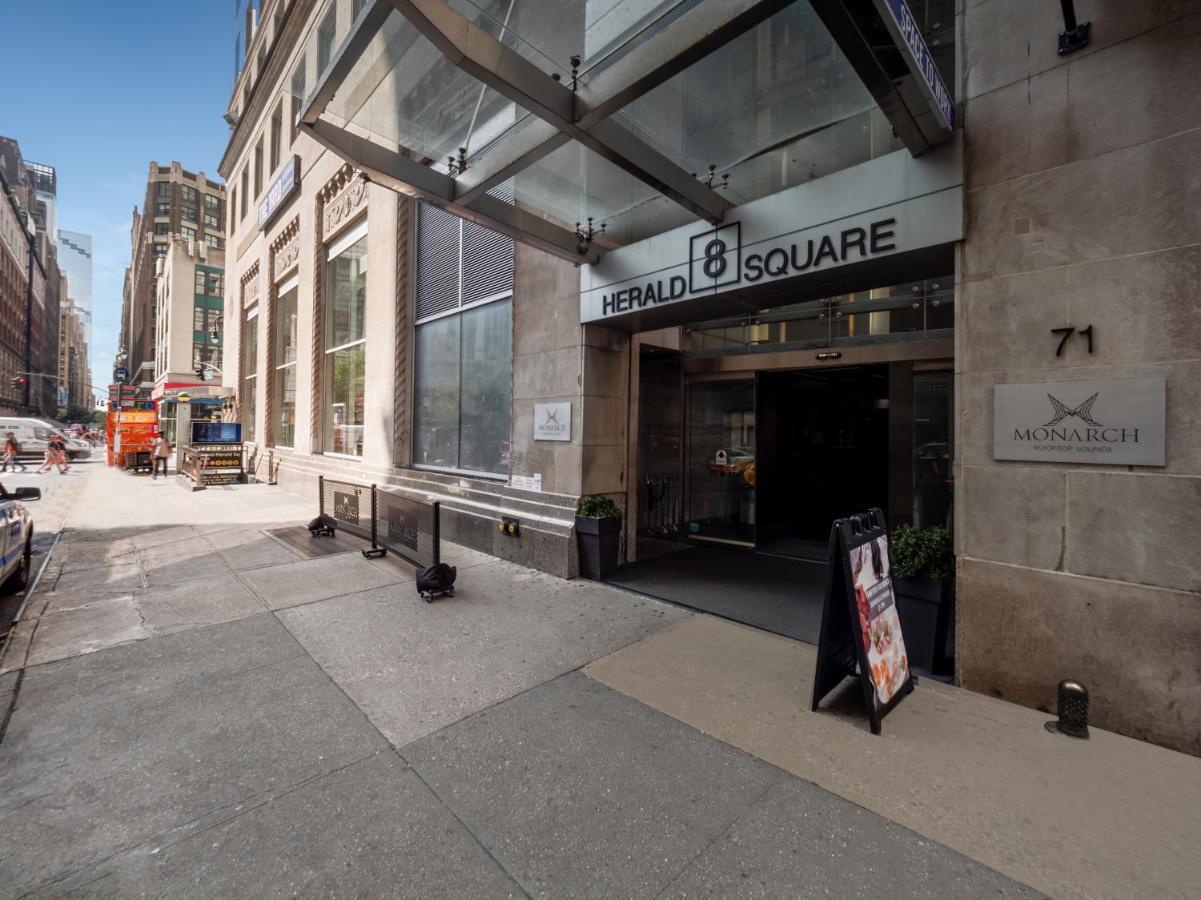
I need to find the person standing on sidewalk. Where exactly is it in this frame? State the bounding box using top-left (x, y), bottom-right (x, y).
top-left (1, 432), bottom-right (25, 473)
top-left (152, 432), bottom-right (171, 479)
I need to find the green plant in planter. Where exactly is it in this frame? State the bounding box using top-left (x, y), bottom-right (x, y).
top-left (577, 494), bottom-right (622, 519)
top-left (890, 524), bottom-right (953, 580)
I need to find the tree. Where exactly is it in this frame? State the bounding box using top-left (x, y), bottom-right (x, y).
top-left (56, 404), bottom-right (102, 425)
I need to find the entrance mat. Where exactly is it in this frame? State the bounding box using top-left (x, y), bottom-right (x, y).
top-left (266, 526), bottom-right (371, 560)
top-left (606, 545), bottom-right (825, 644)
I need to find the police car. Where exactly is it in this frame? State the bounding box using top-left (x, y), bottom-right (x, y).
top-left (0, 481), bottom-right (39, 595)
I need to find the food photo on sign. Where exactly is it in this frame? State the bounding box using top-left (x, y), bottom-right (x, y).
top-left (849, 536), bottom-right (909, 707)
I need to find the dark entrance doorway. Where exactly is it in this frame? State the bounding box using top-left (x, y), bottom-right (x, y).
top-left (755, 366), bottom-right (890, 560)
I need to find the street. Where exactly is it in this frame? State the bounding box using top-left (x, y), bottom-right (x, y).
top-left (1, 465), bottom-right (1198, 898)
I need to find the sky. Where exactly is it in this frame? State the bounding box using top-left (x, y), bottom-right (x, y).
top-left (2, 0), bottom-right (237, 401)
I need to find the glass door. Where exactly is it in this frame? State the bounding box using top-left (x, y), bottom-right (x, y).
top-left (685, 380), bottom-right (756, 545)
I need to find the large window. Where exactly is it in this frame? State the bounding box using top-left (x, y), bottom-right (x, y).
top-left (181, 225), bottom-right (198, 241)
top-left (269, 104), bottom-right (283, 172)
top-left (323, 225), bottom-right (367, 456)
top-left (243, 306), bottom-right (259, 441)
top-left (253, 138), bottom-right (263, 198)
top-left (412, 204), bottom-right (515, 476)
top-left (195, 270), bottom-right (224, 296)
top-left (414, 299), bottom-right (512, 476)
top-left (290, 55), bottom-right (306, 144)
top-left (273, 281), bottom-right (298, 447)
top-left (317, 8), bottom-right (336, 74)
top-left (240, 167), bottom-right (249, 221)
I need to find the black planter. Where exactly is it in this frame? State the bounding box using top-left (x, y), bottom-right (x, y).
top-left (893, 575), bottom-right (953, 675)
top-left (576, 515), bottom-right (621, 580)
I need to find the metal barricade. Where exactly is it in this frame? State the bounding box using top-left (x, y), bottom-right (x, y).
top-left (317, 476), bottom-right (440, 566)
top-left (375, 488), bottom-right (440, 568)
top-left (319, 476), bottom-right (375, 548)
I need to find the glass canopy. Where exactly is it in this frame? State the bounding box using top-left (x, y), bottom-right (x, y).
top-left (300, 0), bottom-right (955, 263)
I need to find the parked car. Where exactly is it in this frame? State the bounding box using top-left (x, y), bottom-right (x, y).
top-left (0, 417), bottom-right (93, 461)
top-left (0, 480), bottom-right (39, 595)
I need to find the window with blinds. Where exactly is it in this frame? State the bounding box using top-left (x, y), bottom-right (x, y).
top-left (415, 203), bottom-right (514, 322)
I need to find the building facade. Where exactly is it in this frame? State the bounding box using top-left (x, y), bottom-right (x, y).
top-left (0, 136), bottom-right (61, 417)
top-left (58, 230), bottom-right (93, 347)
top-left (152, 238), bottom-right (228, 439)
top-left (222, 0), bottom-right (1201, 755)
top-left (118, 163), bottom-right (226, 394)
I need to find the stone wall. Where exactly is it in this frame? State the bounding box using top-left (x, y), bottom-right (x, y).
top-left (958, 0), bottom-right (1201, 753)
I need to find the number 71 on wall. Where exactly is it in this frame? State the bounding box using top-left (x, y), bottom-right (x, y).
top-left (1051, 325), bottom-right (1094, 356)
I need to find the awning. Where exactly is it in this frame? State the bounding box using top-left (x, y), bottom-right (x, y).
top-left (299, 0), bottom-right (955, 264)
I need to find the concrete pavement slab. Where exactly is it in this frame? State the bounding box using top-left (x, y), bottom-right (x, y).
top-left (584, 614), bottom-right (1201, 900)
top-left (361, 539), bottom-right (499, 584)
top-left (45, 561), bottom-right (144, 594)
top-left (209, 528), bottom-right (305, 571)
top-left (129, 524), bottom-right (202, 550)
top-left (54, 538), bottom-right (137, 573)
top-left (238, 552), bottom-right (402, 610)
top-left (39, 752), bottom-right (525, 900)
top-left (0, 615), bottom-right (388, 897)
top-left (277, 560), bottom-right (688, 747)
top-left (139, 539), bottom-right (232, 587)
top-left (14, 575), bottom-right (265, 667)
top-left (11, 613), bottom-right (300, 711)
top-left (402, 671), bottom-right (780, 899)
top-left (660, 775), bottom-right (1039, 898)
top-left (60, 525), bottom-right (150, 544)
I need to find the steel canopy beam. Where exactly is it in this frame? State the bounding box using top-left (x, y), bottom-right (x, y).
top-left (302, 120), bottom-right (600, 264)
top-left (299, 0), bottom-right (392, 127)
top-left (579, 0), bottom-right (797, 126)
top-left (454, 0), bottom-right (795, 205)
top-left (380, 0), bottom-right (732, 224)
top-left (807, 0), bottom-right (955, 155)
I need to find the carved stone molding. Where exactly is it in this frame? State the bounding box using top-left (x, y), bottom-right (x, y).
top-left (241, 262), bottom-right (260, 308)
top-left (321, 163), bottom-right (368, 241)
top-left (271, 217), bottom-right (301, 282)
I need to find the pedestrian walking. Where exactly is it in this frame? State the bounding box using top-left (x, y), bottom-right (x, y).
top-left (1, 432), bottom-right (25, 473)
top-left (36, 437), bottom-right (57, 474)
top-left (51, 434), bottom-right (70, 474)
top-left (152, 432), bottom-right (171, 478)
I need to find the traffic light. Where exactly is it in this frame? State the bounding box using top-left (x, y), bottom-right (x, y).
top-left (9, 375), bottom-right (26, 390)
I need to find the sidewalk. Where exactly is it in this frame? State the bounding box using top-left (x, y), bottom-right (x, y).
top-left (0, 464), bottom-right (1196, 898)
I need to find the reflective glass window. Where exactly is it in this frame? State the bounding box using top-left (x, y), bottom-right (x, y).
top-left (323, 233), bottom-right (368, 455)
top-left (317, 7), bottom-right (336, 74)
top-left (414, 298), bottom-right (512, 476)
top-left (273, 285), bottom-right (298, 447)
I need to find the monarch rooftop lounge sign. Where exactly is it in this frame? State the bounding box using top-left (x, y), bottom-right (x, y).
top-left (993, 377), bottom-right (1166, 466)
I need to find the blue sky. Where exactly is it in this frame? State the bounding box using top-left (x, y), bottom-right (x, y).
top-left (3, 1), bottom-right (237, 400)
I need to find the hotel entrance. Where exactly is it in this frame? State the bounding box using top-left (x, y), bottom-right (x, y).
top-left (615, 279), bottom-right (954, 647)
top-left (755, 366), bottom-right (890, 559)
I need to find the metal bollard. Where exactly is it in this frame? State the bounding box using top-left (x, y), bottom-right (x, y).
top-left (1045, 680), bottom-right (1090, 739)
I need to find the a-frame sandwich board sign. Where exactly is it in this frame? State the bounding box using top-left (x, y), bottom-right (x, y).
top-left (811, 508), bottom-right (915, 735)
